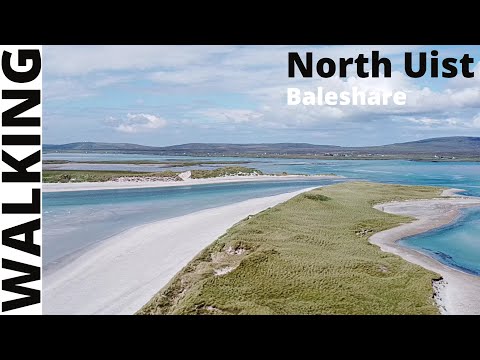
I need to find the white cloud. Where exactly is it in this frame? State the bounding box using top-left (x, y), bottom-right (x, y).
top-left (43, 78), bottom-right (94, 101)
top-left (195, 109), bottom-right (264, 123)
top-left (44, 45), bottom-right (480, 140)
top-left (44, 45), bottom-right (415, 76)
top-left (450, 87), bottom-right (480, 107)
top-left (93, 74), bottom-right (132, 88)
top-left (44, 74), bottom-right (132, 101)
top-left (221, 45), bottom-right (422, 68)
top-left (44, 46), bottom-right (235, 76)
top-left (402, 117), bottom-right (462, 127)
top-left (108, 113), bottom-right (167, 133)
top-left (472, 114), bottom-right (480, 128)
top-left (150, 68), bottom-right (221, 85)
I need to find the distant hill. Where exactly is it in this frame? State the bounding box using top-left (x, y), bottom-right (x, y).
top-left (43, 142), bottom-right (156, 151)
top-left (361, 137), bottom-right (480, 156)
top-left (160, 142), bottom-right (343, 154)
top-left (43, 137), bottom-right (480, 158)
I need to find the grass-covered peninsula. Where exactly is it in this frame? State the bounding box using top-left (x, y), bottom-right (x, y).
top-left (42, 166), bottom-right (263, 183)
top-left (138, 182), bottom-right (444, 315)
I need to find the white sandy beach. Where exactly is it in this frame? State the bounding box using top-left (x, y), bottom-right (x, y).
top-left (42, 174), bottom-right (341, 193)
top-left (370, 189), bottom-right (480, 315)
top-left (43, 187), bottom-right (317, 315)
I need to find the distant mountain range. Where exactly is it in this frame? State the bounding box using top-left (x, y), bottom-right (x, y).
top-left (43, 137), bottom-right (480, 158)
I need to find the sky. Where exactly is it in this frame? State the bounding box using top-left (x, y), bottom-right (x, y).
top-left (43, 45), bottom-right (480, 146)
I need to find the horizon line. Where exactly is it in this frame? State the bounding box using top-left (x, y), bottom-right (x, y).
top-left (43, 135), bottom-right (479, 148)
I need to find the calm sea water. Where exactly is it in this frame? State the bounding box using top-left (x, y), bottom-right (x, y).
top-left (43, 153), bottom-right (480, 275)
top-left (43, 179), bottom-right (340, 266)
top-left (44, 153), bottom-right (480, 196)
top-left (400, 207), bottom-right (480, 276)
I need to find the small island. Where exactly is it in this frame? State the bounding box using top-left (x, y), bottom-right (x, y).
top-left (42, 166), bottom-right (342, 192)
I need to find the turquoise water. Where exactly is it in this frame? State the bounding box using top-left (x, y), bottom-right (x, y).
top-left (400, 207), bottom-right (480, 276)
top-left (43, 179), bottom-right (340, 266)
top-left (43, 153), bottom-right (480, 275)
top-left (44, 153), bottom-right (480, 197)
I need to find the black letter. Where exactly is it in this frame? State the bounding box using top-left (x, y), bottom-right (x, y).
top-left (442, 58), bottom-right (458, 78)
top-left (288, 52), bottom-right (312, 78)
top-left (316, 58), bottom-right (336, 78)
top-left (339, 58), bottom-right (353, 77)
top-left (430, 50), bottom-right (439, 77)
top-left (2, 259), bottom-right (40, 312)
top-left (2, 135), bottom-right (40, 145)
top-left (372, 51), bottom-right (391, 77)
top-left (3, 219), bottom-right (41, 256)
top-left (2, 50), bottom-right (41, 83)
top-left (355, 54), bottom-right (369, 78)
top-left (459, 54), bottom-right (475, 78)
top-left (405, 52), bottom-right (426, 78)
top-left (2, 188), bottom-right (40, 214)
top-left (2, 150), bottom-right (40, 182)
top-left (2, 90), bottom-right (40, 127)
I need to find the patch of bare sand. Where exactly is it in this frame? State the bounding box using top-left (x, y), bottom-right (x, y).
top-left (43, 174), bottom-right (342, 192)
top-left (43, 187), bottom-right (317, 315)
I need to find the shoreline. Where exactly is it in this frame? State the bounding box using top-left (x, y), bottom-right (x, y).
top-left (43, 187), bottom-right (317, 315)
top-left (42, 174), bottom-right (342, 193)
top-left (370, 188), bottom-right (480, 315)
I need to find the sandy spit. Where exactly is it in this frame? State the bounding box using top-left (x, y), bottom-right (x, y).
top-left (370, 189), bottom-right (480, 315)
top-left (42, 174), bottom-right (342, 193)
top-left (43, 187), bottom-right (317, 315)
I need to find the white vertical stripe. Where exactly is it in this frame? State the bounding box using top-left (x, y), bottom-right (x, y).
top-left (1, 45), bottom-right (42, 315)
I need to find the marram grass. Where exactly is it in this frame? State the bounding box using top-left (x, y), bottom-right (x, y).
top-left (138, 182), bottom-right (443, 315)
top-left (42, 166), bottom-right (262, 183)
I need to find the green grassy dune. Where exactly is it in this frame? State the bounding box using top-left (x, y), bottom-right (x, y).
top-left (42, 170), bottom-right (180, 183)
top-left (190, 166), bottom-right (262, 179)
top-left (138, 182), bottom-right (443, 315)
top-left (42, 166), bottom-right (263, 183)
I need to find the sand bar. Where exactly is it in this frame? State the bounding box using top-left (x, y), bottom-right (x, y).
top-left (370, 189), bottom-right (480, 315)
top-left (43, 187), bottom-right (317, 315)
top-left (42, 174), bottom-right (341, 193)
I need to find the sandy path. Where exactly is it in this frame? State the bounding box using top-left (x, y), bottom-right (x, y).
top-left (370, 189), bottom-right (480, 315)
top-left (43, 187), bottom-right (316, 315)
top-left (42, 175), bottom-right (341, 193)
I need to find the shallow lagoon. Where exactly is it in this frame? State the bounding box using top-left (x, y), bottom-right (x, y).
top-left (43, 153), bottom-right (480, 274)
top-left (400, 207), bottom-right (480, 276)
top-left (43, 179), bottom-right (339, 266)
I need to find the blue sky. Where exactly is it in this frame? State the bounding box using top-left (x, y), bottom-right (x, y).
top-left (44, 45), bottom-right (480, 146)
